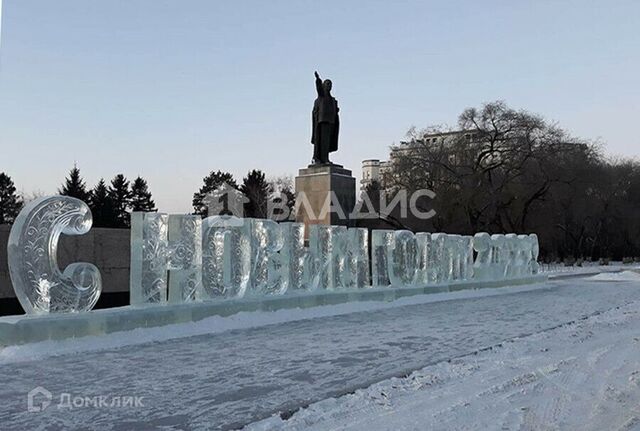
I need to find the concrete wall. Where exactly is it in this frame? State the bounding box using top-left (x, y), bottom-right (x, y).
top-left (0, 224), bottom-right (131, 302)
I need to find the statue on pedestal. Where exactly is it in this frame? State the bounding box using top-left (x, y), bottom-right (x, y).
top-left (311, 71), bottom-right (339, 165)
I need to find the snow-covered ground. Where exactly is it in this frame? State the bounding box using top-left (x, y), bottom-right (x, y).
top-left (544, 263), bottom-right (638, 278)
top-left (1, 273), bottom-right (640, 430)
top-left (249, 272), bottom-right (640, 431)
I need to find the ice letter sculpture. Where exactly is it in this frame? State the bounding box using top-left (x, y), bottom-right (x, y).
top-left (135, 211), bottom-right (547, 309)
top-left (201, 215), bottom-right (251, 298)
top-left (472, 232), bottom-right (493, 281)
top-left (414, 232), bottom-right (431, 285)
top-left (130, 213), bottom-right (203, 305)
top-left (130, 212), bottom-right (169, 305)
top-left (306, 225), bottom-right (346, 290)
top-left (504, 234), bottom-right (518, 278)
top-left (462, 236), bottom-right (474, 280)
top-left (529, 233), bottom-right (540, 274)
top-left (341, 228), bottom-right (370, 289)
top-left (8, 196), bottom-right (102, 313)
top-left (443, 234), bottom-right (464, 281)
top-left (430, 233), bottom-right (447, 283)
top-left (388, 230), bottom-right (418, 286)
top-left (167, 215), bottom-right (203, 303)
top-left (279, 222), bottom-right (307, 291)
top-left (371, 229), bottom-right (394, 287)
top-left (490, 234), bottom-right (507, 279)
top-left (249, 219), bottom-right (286, 295)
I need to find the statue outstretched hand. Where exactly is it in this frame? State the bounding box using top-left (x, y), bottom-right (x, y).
top-left (314, 71), bottom-right (320, 79)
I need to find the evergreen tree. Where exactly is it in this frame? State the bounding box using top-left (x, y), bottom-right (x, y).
top-left (58, 165), bottom-right (90, 202)
top-left (107, 174), bottom-right (132, 228)
top-left (0, 173), bottom-right (23, 224)
top-left (88, 179), bottom-right (116, 228)
top-left (241, 169), bottom-right (273, 218)
top-left (130, 176), bottom-right (156, 212)
top-left (269, 176), bottom-right (296, 221)
top-left (192, 171), bottom-right (238, 216)
top-left (279, 183), bottom-right (296, 220)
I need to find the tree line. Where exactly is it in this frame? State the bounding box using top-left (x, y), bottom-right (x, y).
top-left (0, 166), bottom-right (294, 228)
top-left (376, 101), bottom-right (640, 261)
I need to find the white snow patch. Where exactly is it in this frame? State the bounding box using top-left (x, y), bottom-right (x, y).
top-left (587, 270), bottom-right (640, 282)
top-left (244, 300), bottom-right (640, 431)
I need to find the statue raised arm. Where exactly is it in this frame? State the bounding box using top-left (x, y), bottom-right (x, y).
top-left (314, 71), bottom-right (324, 97)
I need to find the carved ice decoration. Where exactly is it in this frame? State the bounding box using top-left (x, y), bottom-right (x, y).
top-left (514, 234), bottom-right (529, 277)
top-left (529, 233), bottom-right (540, 274)
top-left (388, 230), bottom-right (418, 286)
top-left (201, 215), bottom-right (251, 299)
top-left (279, 222), bottom-right (307, 291)
top-left (462, 236), bottom-right (474, 280)
top-left (443, 234), bottom-right (462, 281)
top-left (490, 234), bottom-right (507, 279)
top-left (331, 227), bottom-right (349, 289)
top-left (249, 219), bottom-right (286, 295)
top-left (414, 232), bottom-right (431, 285)
top-left (430, 233), bottom-right (447, 283)
top-left (341, 228), bottom-right (370, 289)
top-left (504, 233), bottom-right (518, 278)
top-left (8, 196), bottom-right (102, 313)
top-left (472, 232), bottom-right (493, 280)
top-left (371, 229), bottom-right (394, 287)
top-left (9, 200), bottom-right (545, 316)
top-left (130, 212), bottom-right (169, 305)
top-left (167, 215), bottom-right (202, 303)
top-left (131, 213), bottom-right (202, 305)
top-left (305, 225), bottom-right (346, 290)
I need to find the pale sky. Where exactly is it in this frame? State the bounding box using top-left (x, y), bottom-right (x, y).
top-left (1, 0), bottom-right (638, 213)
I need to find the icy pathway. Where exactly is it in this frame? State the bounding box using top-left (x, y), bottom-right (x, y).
top-left (248, 281), bottom-right (640, 431)
top-left (2, 278), bottom-right (640, 430)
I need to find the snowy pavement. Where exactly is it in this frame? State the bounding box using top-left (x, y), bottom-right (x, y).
top-left (250, 275), bottom-right (640, 431)
top-left (1, 274), bottom-right (640, 430)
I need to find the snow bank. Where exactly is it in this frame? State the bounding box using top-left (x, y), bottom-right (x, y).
top-left (587, 270), bottom-right (640, 282)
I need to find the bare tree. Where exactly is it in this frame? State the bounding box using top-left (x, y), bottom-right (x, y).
top-left (384, 101), bottom-right (640, 260)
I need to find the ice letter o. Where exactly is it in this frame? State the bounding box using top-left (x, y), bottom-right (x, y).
top-left (8, 196), bottom-right (102, 314)
top-left (202, 215), bottom-right (251, 299)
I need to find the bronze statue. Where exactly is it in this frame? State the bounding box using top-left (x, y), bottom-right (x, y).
top-left (311, 71), bottom-right (339, 165)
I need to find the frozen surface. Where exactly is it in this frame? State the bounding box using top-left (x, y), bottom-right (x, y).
top-left (249, 289), bottom-right (640, 431)
top-left (1, 277), bottom-right (640, 430)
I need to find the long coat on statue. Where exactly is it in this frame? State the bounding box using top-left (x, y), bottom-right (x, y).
top-left (311, 77), bottom-right (339, 155)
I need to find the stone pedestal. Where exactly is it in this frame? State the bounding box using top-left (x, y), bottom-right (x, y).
top-left (295, 164), bottom-right (356, 231)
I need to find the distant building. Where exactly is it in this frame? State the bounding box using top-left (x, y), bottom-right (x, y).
top-left (362, 129), bottom-right (585, 190)
top-left (361, 130), bottom-right (476, 189)
top-left (360, 159), bottom-right (390, 189)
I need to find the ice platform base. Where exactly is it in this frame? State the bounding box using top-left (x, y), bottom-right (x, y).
top-left (0, 275), bottom-right (547, 346)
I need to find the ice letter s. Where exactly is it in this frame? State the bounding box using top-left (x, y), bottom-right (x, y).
top-left (8, 196), bottom-right (102, 313)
